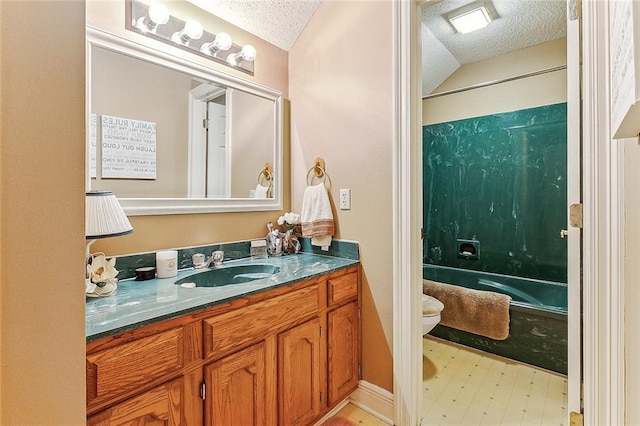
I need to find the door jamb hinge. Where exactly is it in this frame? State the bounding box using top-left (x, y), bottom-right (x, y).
top-left (570, 203), bottom-right (583, 228)
top-left (570, 411), bottom-right (583, 426)
top-left (200, 382), bottom-right (206, 400)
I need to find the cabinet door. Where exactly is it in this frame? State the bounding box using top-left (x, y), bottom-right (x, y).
top-left (328, 302), bottom-right (359, 405)
top-left (86, 378), bottom-right (183, 426)
top-left (278, 318), bottom-right (323, 426)
top-left (205, 341), bottom-right (274, 426)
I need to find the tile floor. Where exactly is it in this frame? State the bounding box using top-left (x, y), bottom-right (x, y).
top-left (422, 336), bottom-right (568, 426)
top-left (334, 403), bottom-right (389, 425)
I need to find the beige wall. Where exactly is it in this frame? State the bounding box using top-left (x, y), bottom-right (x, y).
top-left (289, 0), bottom-right (394, 391)
top-left (91, 46), bottom-right (190, 197)
top-left (87, 0), bottom-right (290, 255)
top-left (0, 1), bottom-right (86, 423)
top-left (423, 38), bottom-right (567, 125)
top-left (624, 138), bottom-right (640, 425)
top-left (229, 89), bottom-right (274, 198)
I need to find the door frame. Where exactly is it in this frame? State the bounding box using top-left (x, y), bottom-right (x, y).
top-left (392, 0), bottom-right (626, 424)
top-left (392, 1), bottom-right (423, 425)
top-left (566, 6), bottom-right (582, 416)
top-left (580, 0), bottom-right (625, 424)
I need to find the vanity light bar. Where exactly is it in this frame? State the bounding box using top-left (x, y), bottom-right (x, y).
top-left (127, 0), bottom-right (256, 75)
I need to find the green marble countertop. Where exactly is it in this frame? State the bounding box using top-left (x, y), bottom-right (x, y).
top-left (86, 253), bottom-right (359, 342)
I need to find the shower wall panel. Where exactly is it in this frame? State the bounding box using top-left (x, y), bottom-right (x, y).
top-left (423, 103), bottom-right (568, 283)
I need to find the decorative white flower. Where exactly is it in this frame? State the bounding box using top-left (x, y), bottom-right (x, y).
top-left (281, 212), bottom-right (301, 225)
top-left (289, 213), bottom-right (301, 224)
top-left (87, 254), bottom-right (119, 286)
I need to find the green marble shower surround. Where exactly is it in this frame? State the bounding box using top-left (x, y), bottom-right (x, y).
top-left (423, 103), bottom-right (568, 284)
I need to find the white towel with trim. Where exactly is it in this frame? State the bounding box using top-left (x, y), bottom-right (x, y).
top-left (301, 183), bottom-right (335, 248)
top-left (254, 184), bottom-right (269, 198)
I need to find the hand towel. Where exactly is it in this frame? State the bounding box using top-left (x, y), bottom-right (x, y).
top-left (254, 184), bottom-right (269, 198)
top-left (301, 183), bottom-right (335, 249)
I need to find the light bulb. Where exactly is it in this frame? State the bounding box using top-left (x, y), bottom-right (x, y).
top-left (213, 32), bottom-right (232, 51)
top-left (227, 44), bottom-right (257, 66)
top-left (226, 53), bottom-right (240, 66)
top-left (183, 20), bottom-right (204, 40)
top-left (148, 3), bottom-right (169, 26)
top-left (134, 2), bottom-right (169, 33)
top-left (240, 45), bottom-right (257, 62)
top-left (200, 32), bottom-right (233, 56)
top-left (171, 19), bottom-right (203, 45)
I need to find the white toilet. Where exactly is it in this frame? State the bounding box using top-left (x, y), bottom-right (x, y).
top-left (422, 294), bottom-right (445, 335)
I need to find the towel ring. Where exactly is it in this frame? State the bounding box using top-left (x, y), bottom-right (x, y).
top-left (257, 169), bottom-right (272, 185)
top-left (306, 165), bottom-right (332, 189)
top-left (256, 163), bottom-right (274, 197)
top-left (257, 170), bottom-right (273, 192)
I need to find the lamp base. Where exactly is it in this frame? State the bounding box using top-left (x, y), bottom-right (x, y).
top-left (86, 279), bottom-right (117, 298)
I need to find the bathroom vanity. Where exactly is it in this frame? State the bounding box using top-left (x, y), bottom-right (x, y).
top-left (85, 256), bottom-right (359, 425)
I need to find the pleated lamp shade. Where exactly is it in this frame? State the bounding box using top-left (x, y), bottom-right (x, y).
top-left (86, 191), bottom-right (133, 239)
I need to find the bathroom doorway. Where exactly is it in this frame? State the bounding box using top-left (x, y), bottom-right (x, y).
top-left (418, 0), bottom-right (581, 424)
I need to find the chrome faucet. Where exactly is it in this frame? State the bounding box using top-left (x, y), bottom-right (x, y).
top-left (193, 250), bottom-right (224, 269)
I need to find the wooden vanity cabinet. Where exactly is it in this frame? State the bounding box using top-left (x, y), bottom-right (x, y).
top-left (204, 341), bottom-right (274, 426)
top-left (326, 273), bottom-right (360, 406)
top-left (278, 317), bottom-right (324, 425)
top-left (87, 378), bottom-right (183, 426)
top-left (328, 302), bottom-right (359, 405)
top-left (86, 265), bottom-right (360, 426)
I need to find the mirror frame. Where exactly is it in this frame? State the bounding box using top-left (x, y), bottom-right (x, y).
top-left (86, 26), bottom-right (284, 215)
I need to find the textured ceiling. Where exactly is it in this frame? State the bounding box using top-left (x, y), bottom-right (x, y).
top-left (186, 0), bottom-right (321, 51)
top-left (186, 0), bottom-right (566, 96)
top-left (422, 0), bottom-right (567, 65)
top-left (421, 0), bottom-right (567, 95)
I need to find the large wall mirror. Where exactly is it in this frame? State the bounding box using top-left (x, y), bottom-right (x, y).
top-left (86, 27), bottom-right (283, 215)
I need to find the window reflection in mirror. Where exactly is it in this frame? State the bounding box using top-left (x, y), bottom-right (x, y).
top-left (90, 45), bottom-right (275, 199)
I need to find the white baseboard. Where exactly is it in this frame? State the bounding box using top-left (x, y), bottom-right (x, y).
top-left (349, 380), bottom-right (395, 425)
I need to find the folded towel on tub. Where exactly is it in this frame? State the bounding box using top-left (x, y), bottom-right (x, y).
top-left (301, 183), bottom-right (335, 249)
top-left (423, 279), bottom-right (511, 340)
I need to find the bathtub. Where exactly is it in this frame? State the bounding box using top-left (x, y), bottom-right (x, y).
top-left (423, 264), bottom-right (568, 374)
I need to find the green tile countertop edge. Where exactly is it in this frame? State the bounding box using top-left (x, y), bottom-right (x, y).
top-left (86, 253), bottom-right (359, 342)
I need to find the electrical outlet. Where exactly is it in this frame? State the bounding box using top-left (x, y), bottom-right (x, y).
top-left (340, 189), bottom-right (351, 210)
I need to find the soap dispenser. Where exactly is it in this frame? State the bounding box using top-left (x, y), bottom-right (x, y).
top-left (266, 222), bottom-right (282, 256)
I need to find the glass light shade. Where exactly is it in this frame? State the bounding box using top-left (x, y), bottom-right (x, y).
top-left (240, 44), bottom-right (257, 61)
top-left (227, 44), bottom-right (257, 66)
top-left (213, 32), bottom-right (233, 51)
top-left (148, 3), bottom-right (170, 25)
top-left (183, 20), bottom-right (204, 40)
top-left (226, 53), bottom-right (239, 65)
top-left (86, 191), bottom-right (133, 239)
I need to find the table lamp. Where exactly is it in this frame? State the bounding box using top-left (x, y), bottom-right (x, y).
top-left (85, 191), bottom-right (133, 297)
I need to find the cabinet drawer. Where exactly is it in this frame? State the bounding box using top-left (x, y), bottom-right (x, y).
top-left (87, 327), bottom-right (185, 406)
top-left (328, 272), bottom-right (358, 307)
top-left (87, 378), bottom-right (183, 426)
top-left (203, 284), bottom-right (320, 359)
